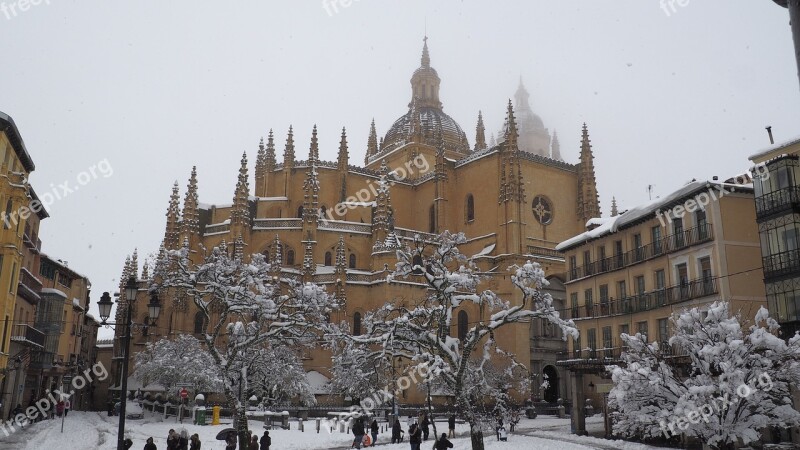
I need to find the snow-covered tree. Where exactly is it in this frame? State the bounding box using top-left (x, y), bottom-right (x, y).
top-left (353, 231), bottom-right (577, 450)
top-left (328, 336), bottom-right (393, 404)
top-left (609, 301), bottom-right (800, 450)
top-left (157, 242), bottom-right (337, 450)
top-left (132, 334), bottom-right (223, 395)
top-left (246, 346), bottom-right (315, 407)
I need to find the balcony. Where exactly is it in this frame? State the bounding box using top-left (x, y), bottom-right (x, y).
top-left (568, 277), bottom-right (719, 320)
top-left (10, 324), bottom-right (45, 349)
top-left (763, 248), bottom-right (800, 280)
top-left (17, 268), bottom-right (42, 303)
top-left (557, 340), bottom-right (687, 366)
top-left (566, 223), bottom-right (714, 282)
top-left (755, 186), bottom-right (800, 220)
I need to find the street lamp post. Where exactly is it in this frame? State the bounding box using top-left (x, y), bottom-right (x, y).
top-left (97, 276), bottom-right (161, 450)
top-left (773, 0), bottom-right (800, 90)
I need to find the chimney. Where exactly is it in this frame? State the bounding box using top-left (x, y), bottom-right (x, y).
top-left (766, 126), bottom-right (775, 145)
top-left (712, 176), bottom-right (719, 181)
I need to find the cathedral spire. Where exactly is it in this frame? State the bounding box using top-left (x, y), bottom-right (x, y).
top-left (338, 127), bottom-right (349, 171)
top-left (255, 137), bottom-right (266, 196)
top-left (577, 123), bottom-right (601, 223)
top-left (230, 152), bottom-right (250, 230)
top-left (303, 128), bottom-right (320, 224)
top-left (551, 130), bottom-right (563, 161)
top-left (474, 111), bottom-right (487, 151)
top-left (372, 161), bottom-right (397, 251)
top-left (181, 166), bottom-right (200, 243)
top-left (499, 100), bottom-right (524, 203)
top-left (309, 124), bottom-right (320, 163)
top-left (421, 35), bottom-right (430, 68)
top-left (283, 125), bottom-right (295, 170)
top-left (334, 235), bottom-right (347, 305)
top-left (265, 129), bottom-right (276, 172)
top-left (611, 196), bottom-right (619, 217)
top-left (365, 119), bottom-right (378, 164)
top-left (164, 181), bottom-right (181, 250)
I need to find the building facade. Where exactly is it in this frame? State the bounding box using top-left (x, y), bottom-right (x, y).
top-left (113, 38), bottom-right (603, 406)
top-left (555, 179), bottom-right (766, 435)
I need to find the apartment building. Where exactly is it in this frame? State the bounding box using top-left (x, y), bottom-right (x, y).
top-left (555, 178), bottom-right (766, 435)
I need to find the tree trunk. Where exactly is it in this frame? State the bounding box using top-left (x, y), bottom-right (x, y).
top-left (469, 424), bottom-right (485, 450)
top-left (237, 405), bottom-right (250, 450)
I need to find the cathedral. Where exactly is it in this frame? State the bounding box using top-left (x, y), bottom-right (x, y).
top-left (115, 38), bottom-right (601, 405)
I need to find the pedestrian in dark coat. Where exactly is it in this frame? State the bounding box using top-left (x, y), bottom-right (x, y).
top-left (249, 435), bottom-right (259, 450)
top-left (224, 432), bottom-right (237, 450)
top-left (370, 418), bottom-right (379, 446)
top-left (260, 430), bottom-right (270, 450)
top-left (391, 419), bottom-right (402, 443)
top-left (420, 414), bottom-right (430, 441)
top-left (144, 437), bottom-right (157, 450)
top-left (434, 433), bottom-right (454, 450)
top-left (178, 429), bottom-right (189, 450)
top-left (166, 429), bottom-right (178, 450)
top-left (408, 423), bottom-right (422, 450)
top-left (189, 433), bottom-right (201, 450)
top-left (352, 416), bottom-right (365, 449)
top-left (448, 414), bottom-right (456, 438)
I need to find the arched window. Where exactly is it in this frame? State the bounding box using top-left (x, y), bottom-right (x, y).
top-left (3, 199), bottom-right (12, 230)
top-left (412, 255), bottom-right (424, 275)
top-left (429, 205), bottom-right (436, 234)
top-left (458, 310), bottom-right (468, 341)
top-left (466, 194), bottom-right (475, 222)
top-left (353, 312), bottom-right (362, 336)
top-left (325, 252), bottom-right (332, 266)
top-left (297, 206), bottom-right (304, 218)
top-left (194, 311), bottom-right (207, 335)
top-left (349, 254), bottom-right (356, 269)
top-left (287, 249), bottom-right (295, 265)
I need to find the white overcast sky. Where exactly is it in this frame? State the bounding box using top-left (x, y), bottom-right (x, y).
top-left (1, 1), bottom-right (798, 329)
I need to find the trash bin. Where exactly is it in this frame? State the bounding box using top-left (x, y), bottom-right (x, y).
top-left (212, 406), bottom-right (221, 425)
top-left (195, 407), bottom-right (207, 425)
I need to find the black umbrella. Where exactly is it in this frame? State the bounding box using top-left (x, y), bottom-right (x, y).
top-left (215, 428), bottom-right (236, 440)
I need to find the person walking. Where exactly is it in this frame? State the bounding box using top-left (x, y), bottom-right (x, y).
top-left (178, 429), bottom-right (189, 450)
top-left (189, 434), bottom-right (200, 450)
top-left (420, 414), bottom-right (430, 441)
top-left (249, 435), bottom-right (259, 450)
top-left (448, 414), bottom-right (456, 438)
top-left (391, 418), bottom-right (402, 444)
top-left (351, 416), bottom-right (365, 449)
top-left (434, 433), bottom-right (454, 450)
top-left (259, 430), bottom-right (271, 450)
top-left (408, 422), bottom-right (422, 450)
top-left (166, 429), bottom-right (178, 450)
top-left (144, 437), bottom-right (157, 450)
top-left (224, 431), bottom-right (237, 450)
top-left (370, 418), bottom-right (379, 446)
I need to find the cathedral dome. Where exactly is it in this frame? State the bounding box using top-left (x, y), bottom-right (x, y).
top-left (382, 106), bottom-right (469, 153)
top-left (377, 37), bottom-right (470, 156)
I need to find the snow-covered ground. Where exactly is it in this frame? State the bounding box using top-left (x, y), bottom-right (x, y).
top-left (0, 411), bottom-right (663, 450)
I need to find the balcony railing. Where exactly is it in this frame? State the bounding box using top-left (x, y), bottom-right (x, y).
top-left (10, 324), bottom-right (45, 348)
top-left (17, 268), bottom-right (42, 302)
top-left (567, 223), bottom-right (713, 281)
top-left (557, 341), bottom-right (687, 363)
top-left (763, 248), bottom-right (800, 280)
top-left (755, 186), bottom-right (800, 219)
top-left (568, 277), bottom-right (718, 320)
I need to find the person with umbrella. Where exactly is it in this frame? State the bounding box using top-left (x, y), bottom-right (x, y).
top-left (215, 428), bottom-right (237, 450)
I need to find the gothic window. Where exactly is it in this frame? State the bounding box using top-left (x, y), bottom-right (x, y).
top-left (297, 206), bottom-right (304, 218)
top-left (287, 249), bottom-right (295, 266)
top-left (349, 254), bottom-right (356, 269)
top-left (531, 195), bottom-right (553, 225)
top-left (466, 194), bottom-right (475, 222)
top-left (353, 312), bottom-right (362, 336)
top-left (194, 311), bottom-right (207, 335)
top-left (429, 205), bottom-right (436, 233)
top-left (457, 310), bottom-right (468, 341)
top-left (325, 252), bottom-right (332, 266)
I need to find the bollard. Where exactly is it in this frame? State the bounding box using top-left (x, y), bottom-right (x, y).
top-left (212, 406), bottom-right (221, 426)
top-left (299, 419), bottom-right (304, 432)
top-left (316, 418), bottom-right (321, 434)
